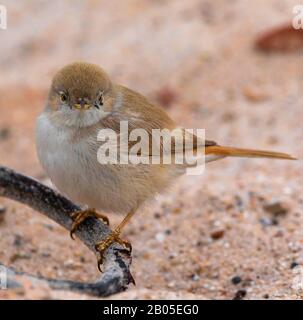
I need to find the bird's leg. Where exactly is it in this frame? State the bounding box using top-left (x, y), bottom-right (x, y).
top-left (70, 208), bottom-right (109, 239)
top-left (95, 208), bottom-right (136, 272)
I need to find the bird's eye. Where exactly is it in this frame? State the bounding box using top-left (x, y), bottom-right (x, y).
top-left (59, 92), bottom-right (68, 103)
top-left (98, 92), bottom-right (104, 106)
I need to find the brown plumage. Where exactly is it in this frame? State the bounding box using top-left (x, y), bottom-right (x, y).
top-left (36, 61), bottom-right (296, 271)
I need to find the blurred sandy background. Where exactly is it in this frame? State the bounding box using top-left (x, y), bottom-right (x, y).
top-left (0, 0), bottom-right (302, 299)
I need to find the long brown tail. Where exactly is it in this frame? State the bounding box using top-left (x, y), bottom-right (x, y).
top-left (205, 145), bottom-right (297, 160)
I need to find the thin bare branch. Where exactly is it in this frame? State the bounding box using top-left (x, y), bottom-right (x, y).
top-left (0, 166), bottom-right (134, 297)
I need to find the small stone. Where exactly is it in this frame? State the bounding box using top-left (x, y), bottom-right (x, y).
top-left (242, 278), bottom-right (253, 287)
top-left (210, 229), bottom-right (225, 240)
top-left (13, 235), bottom-right (23, 247)
top-left (154, 212), bottom-right (161, 219)
top-left (41, 252), bottom-right (51, 258)
top-left (263, 202), bottom-right (288, 217)
top-left (260, 217), bottom-right (279, 227)
top-left (196, 241), bottom-right (203, 247)
top-left (190, 274), bottom-right (200, 281)
top-left (243, 86), bottom-right (270, 103)
top-left (274, 230), bottom-right (284, 237)
top-left (261, 202), bottom-right (289, 226)
top-left (142, 252), bottom-right (150, 260)
top-left (255, 24), bottom-right (303, 53)
top-left (155, 232), bottom-right (166, 243)
top-left (235, 195), bottom-right (244, 209)
top-left (10, 253), bottom-right (31, 263)
top-left (271, 218), bottom-right (279, 226)
top-left (173, 207), bottom-right (181, 214)
top-left (231, 276), bottom-right (242, 285)
top-left (290, 262), bottom-right (299, 269)
top-left (43, 224), bottom-right (54, 230)
top-left (63, 259), bottom-right (77, 268)
top-left (233, 289), bottom-right (247, 300)
top-left (155, 86), bottom-right (177, 108)
top-left (0, 205), bottom-right (6, 223)
top-left (168, 253), bottom-right (176, 260)
top-left (0, 127), bottom-right (10, 140)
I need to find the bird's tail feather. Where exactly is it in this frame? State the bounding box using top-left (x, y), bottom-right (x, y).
top-left (205, 145), bottom-right (297, 160)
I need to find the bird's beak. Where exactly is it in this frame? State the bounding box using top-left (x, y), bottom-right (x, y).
top-left (73, 103), bottom-right (92, 110)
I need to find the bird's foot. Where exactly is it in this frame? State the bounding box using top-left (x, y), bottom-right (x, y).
top-left (95, 229), bottom-right (132, 272)
top-left (70, 208), bottom-right (109, 239)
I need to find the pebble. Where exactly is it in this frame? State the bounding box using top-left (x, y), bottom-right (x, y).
top-left (43, 224), bottom-right (54, 230)
top-left (233, 289), bottom-right (247, 300)
top-left (63, 259), bottom-right (75, 268)
top-left (190, 274), bottom-right (200, 281)
top-left (243, 86), bottom-right (269, 103)
top-left (210, 229), bottom-right (225, 240)
top-left (155, 232), bottom-right (166, 243)
top-left (13, 235), bottom-right (23, 247)
top-left (255, 24), bottom-right (303, 53)
top-left (290, 262), bottom-right (299, 269)
top-left (155, 86), bottom-right (177, 108)
top-left (167, 281), bottom-right (176, 288)
top-left (231, 276), bottom-right (242, 285)
top-left (10, 253), bottom-right (31, 263)
top-left (260, 217), bottom-right (279, 227)
top-left (0, 205), bottom-right (6, 223)
top-left (41, 252), bottom-right (51, 258)
top-left (263, 202), bottom-right (288, 217)
top-left (0, 127), bottom-right (10, 140)
top-left (234, 195), bottom-right (244, 209)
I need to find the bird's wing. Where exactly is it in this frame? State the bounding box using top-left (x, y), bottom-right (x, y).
top-left (98, 85), bottom-right (295, 161)
top-left (112, 85), bottom-right (216, 158)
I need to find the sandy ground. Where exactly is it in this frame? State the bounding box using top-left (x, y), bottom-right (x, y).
top-left (0, 0), bottom-right (302, 300)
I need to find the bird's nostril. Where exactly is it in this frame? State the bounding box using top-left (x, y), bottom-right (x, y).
top-left (77, 97), bottom-right (89, 103)
top-left (77, 98), bottom-right (88, 105)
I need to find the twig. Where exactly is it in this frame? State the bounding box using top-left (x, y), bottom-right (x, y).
top-left (0, 166), bottom-right (134, 297)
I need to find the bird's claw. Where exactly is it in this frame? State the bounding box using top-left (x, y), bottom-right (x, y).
top-left (70, 208), bottom-right (109, 240)
top-left (95, 230), bottom-right (132, 272)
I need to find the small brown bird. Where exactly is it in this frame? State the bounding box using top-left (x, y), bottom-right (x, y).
top-left (36, 62), bottom-right (296, 270)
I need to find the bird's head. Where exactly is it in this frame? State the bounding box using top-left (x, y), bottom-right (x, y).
top-left (46, 62), bottom-right (116, 127)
